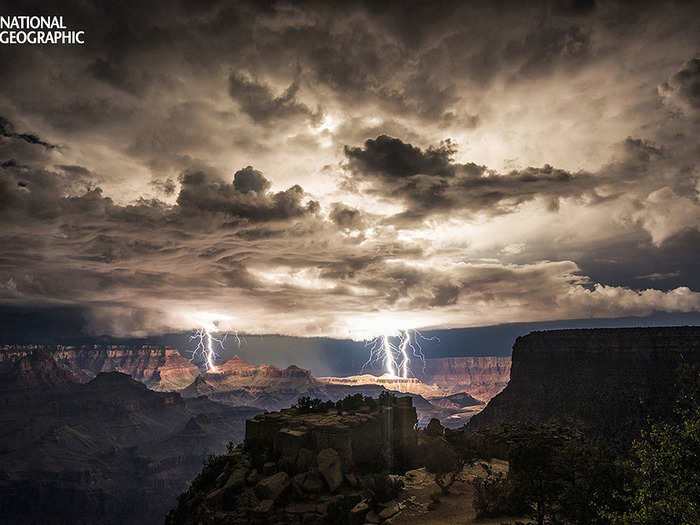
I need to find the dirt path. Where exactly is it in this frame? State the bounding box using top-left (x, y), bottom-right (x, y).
top-left (389, 461), bottom-right (529, 525)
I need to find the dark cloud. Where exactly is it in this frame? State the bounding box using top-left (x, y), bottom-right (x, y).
top-left (659, 57), bottom-right (700, 113)
top-left (228, 72), bottom-right (317, 124)
top-left (344, 135), bottom-right (604, 220)
top-left (176, 167), bottom-right (318, 222)
top-left (329, 203), bottom-right (366, 230)
top-left (0, 116), bottom-right (56, 150)
top-left (345, 135), bottom-right (457, 179)
top-left (233, 166), bottom-right (270, 194)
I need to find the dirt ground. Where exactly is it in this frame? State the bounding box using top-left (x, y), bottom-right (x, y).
top-left (389, 460), bottom-right (530, 525)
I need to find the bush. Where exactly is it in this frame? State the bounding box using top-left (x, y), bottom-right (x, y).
top-left (616, 364), bottom-right (700, 525)
top-left (422, 435), bottom-right (463, 494)
top-left (472, 463), bottom-right (526, 518)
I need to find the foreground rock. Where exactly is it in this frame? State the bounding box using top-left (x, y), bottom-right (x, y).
top-left (166, 395), bottom-right (419, 524)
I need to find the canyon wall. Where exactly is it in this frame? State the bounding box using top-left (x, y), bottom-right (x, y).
top-left (468, 327), bottom-right (700, 445)
top-left (419, 356), bottom-right (511, 400)
top-left (0, 344), bottom-right (199, 390)
top-left (0, 350), bottom-right (263, 525)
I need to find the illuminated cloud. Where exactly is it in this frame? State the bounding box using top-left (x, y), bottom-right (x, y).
top-left (0, 0), bottom-right (698, 339)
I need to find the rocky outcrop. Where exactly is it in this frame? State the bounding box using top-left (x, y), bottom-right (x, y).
top-left (419, 356), bottom-right (511, 400)
top-left (0, 344), bottom-right (200, 390)
top-left (166, 395), bottom-right (418, 525)
top-left (245, 396), bottom-right (418, 473)
top-left (468, 327), bottom-right (700, 445)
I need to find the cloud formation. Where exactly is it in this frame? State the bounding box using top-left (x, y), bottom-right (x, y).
top-left (0, 0), bottom-right (698, 338)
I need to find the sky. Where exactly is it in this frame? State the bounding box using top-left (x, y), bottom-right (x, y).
top-left (0, 0), bottom-right (699, 342)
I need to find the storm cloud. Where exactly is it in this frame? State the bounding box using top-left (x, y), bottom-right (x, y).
top-left (0, 0), bottom-right (698, 338)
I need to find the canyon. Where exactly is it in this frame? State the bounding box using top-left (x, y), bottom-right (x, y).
top-left (3, 326), bottom-right (698, 524)
top-left (178, 354), bottom-right (491, 427)
top-left (0, 350), bottom-right (262, 524)
top-left (419, 356), bottom-right (512, 401)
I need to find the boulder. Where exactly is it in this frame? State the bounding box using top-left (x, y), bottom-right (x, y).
top-left (224, 467), bottom-right (247, 490)
top-left (345, 472), bottom-right (359, 487)
top-left (378, 501), bottom-right (400, 519)
top-left (254, 499), bottom-right (274, 514)
top-left (293, 471), bottom-right (324, 494)
top-left (365, 510), bottom-right (380, 523)
top-left (317, 448), bottom-right (343, 492)
top-left (350, 500), bottom-right (369, 524)
top-left (255, 472), bottom-right (290, 501)
top-left (263, 461), bottom-right (276, 475)
top-left (206, 487), bottom-right (224, 502)
top-left (296, 447), bottom-right (314, 472)
top-left (246, 468), bottom-right (259, 485)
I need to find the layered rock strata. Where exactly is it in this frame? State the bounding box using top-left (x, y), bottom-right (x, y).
top-left (0, 344), bottom-right (199, 390)
top-left (419, 356), bottom-right (511, 400)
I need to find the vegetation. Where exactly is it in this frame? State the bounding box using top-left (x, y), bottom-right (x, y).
top-left (472, 463), bottom-right (527, 518)
top-left (421, 419), bottom-right (466, 495)
top-left (294, 392), bottom-right (391, 413)
top-left (469, 365), bottom-right (700, 525)
top-left (616, 364), bottom-right (700, 525)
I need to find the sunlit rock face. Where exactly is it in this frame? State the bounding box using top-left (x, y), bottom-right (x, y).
top-left (419, 357), bottom-right (512, 401)
top-left (317, 373), bottom-right (447, 398)
top-left (0, 344), bottom-right (200, 390)
top-left (183, 355), bottom-right (322, 411)
top-left (468, 327), bottom-right (700, 446)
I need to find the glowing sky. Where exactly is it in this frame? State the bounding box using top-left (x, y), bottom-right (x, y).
top-left (1, 0), bottom-right (699, 339)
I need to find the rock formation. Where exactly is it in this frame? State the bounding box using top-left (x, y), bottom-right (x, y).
top-left (317, 373), bottom-right (447, 397)
top-left (468, 327), bottom-right (700, 446)
top-left (429, 391), bottom-right (484, 410)
top-left (0, 343), bottom-right (200, 390)
top-left (419, 356), bottom-right (511, 400)
top-left (166, 395), bottom-right (419, 524)
top-left (182, 357), bottom-right (480, 427)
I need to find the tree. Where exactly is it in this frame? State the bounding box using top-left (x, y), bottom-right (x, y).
top-left (508, 437), bottom-right (562, 525)
top-left (422, 435), bottom-right (463, 494)
top-left (619, 364), bottom-right (700, 525)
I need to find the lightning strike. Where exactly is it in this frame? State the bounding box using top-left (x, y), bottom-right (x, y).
top-left (189, 313), bottom-right (242, 372)
top-left (190, 327), bottom-right (227, 372)
top-left (364, 329), bottom-right (438, 378)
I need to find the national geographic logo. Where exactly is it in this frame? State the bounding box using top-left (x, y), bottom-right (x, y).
top-left (1, 16), bottom-right (85, 45)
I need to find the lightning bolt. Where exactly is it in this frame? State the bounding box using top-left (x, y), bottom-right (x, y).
top-left (364, 329), bottom-right (438, 378)
top-left (190, 327), bottom-right (226, 372)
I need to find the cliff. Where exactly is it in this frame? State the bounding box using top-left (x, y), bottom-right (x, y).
top-left (419, 356), bottom-right (511, 400)
top-left (187, 355), bottom-right (321, 410)
top-left (468, 327), bottom-right (700, 445)
top-left (0, 344), bottom-right (200, 390)
top-left (166, 395), bottom-right (419, 525)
